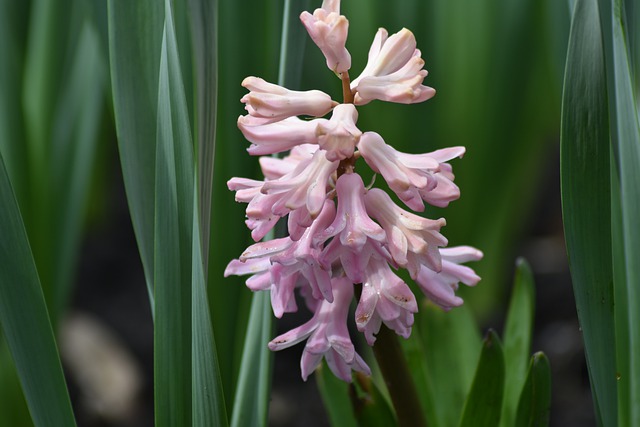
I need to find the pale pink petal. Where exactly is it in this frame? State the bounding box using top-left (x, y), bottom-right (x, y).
top-left (238, 116), bottom-right (324, 156)
top-left (300, 1), bottom-right (351, 74)
top-left (241, 76), bottom-right (336, 123)
top-left (316, 104), bottom-right (362, 161)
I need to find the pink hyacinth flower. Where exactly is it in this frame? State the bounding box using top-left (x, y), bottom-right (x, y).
top-left (315, 173), bottom-right (386, 251)
top-left (316, 104), bottom-right (362, 161)
top-left (227, 150), bottom-right (337, 241)
top-left (300, 0), bottom-right (351, 74)
top-left (259, 144), bottom-right (316, 180)
top-left (358, 131), bottom-right (464, 211)
top-left (416, 245), bottom-right (483, 310)
top-left (350, 28), bottom-right (435, 105)
top-left (238, 116), bottom-right (323, 156)
top-left (241, 77), bottom-right (337, 124)
top-left (355, 256), bottom-right (418, 345)
top-left (365, 188), bottom-right (447, 276)
top-left (271, 200), bottom-right (337, 302)
top-left (269, 277), bottom-right (371, 381)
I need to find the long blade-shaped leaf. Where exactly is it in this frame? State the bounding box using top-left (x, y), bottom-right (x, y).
top-left (409, 303), bottom-right (481, 427)
top-left (560, 1), bottom-right (616, 425)
top-left (608, 1), bottom-right (640, 423)
top-left (153, 1), bottom-right (197, 423)
top-left (0, 153), bottom-right (76, 427)
top-left (515, 352), bottom-right (551, 427)
top-left (191, 201), bottom-right (228, 426)
top-left (108, 0), bottom-right (164, 304)
top-left (188, 0), bottom-right (218, 270)
top-left (458, 330), bottom-right (505, 427)
top-left (230, 291), bottom-right (273, 427)
top-left (316, 363), bottom-right (358, 427)
top-left (500, 258), bottom-right (535, 427)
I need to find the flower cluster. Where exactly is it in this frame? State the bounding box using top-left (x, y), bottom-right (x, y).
top-left (225, 0), bottom-right (482, 382)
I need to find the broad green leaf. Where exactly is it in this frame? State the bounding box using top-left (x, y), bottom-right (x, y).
top-left (350, 373), bottom-right (397, 427)
top-left (500, 259), bottom-right (536, 427)
top-left (108, 0), bottom-right (164, 305)
top-left (316, 363), bottom-right (358, 427)
top-left (560, 1), bottom-right (616, 426)
top-left (230, 291), bottom-right (273, 427)
top-left (515, 352), bottom-right (551, 427)
top-left (153, 0), bottom-right (198, 424)
top-left (608, 1), bottom-right (640, 424)
top-left (458, 330), bottom-right (505, 427)
top-left (411, 303), bottom-right (481, 427)
top-left (0, 153), bottom-right (76, 426)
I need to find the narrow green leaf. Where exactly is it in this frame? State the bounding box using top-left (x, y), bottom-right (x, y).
top-left (0, 153), bottom-right (76, 426)
top-left (316, 363), bottom-right (358, 427)
top-left (188, 0), bottom-right (218, 271)
top-left (500, 258), bottom-right (536, 427)
top-left (350, 373), bottom-right (398, 427)
top-left (108, 0), bottom-right (164, 304)
top-left (515, 352), bottom-right (551, 427)
top-left (412, 303), bottom-right (481, 427)
top-left (191, 202), bottom-right (228, 426)
top-left (0, 338), bottom-right (31, 426)
top-left (608, 1), bottom-right (640, 423)
top-left (50, 21), bottom-right (106, 319)
top-left (230, 291), bottom-right (273, 427)
top-left (0, 0), bottom-right (29, 211)
top-left (153, 0), bottom-right (198, 424)
top-left (458, 330), bottom-right (505, 427)
top-left (560, 1), bottom-right (616, 426)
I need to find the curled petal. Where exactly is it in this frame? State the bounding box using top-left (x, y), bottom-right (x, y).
top-left (316, 104), bottom-right (362, 161)
top-left (416, 246), bottom-right (483, 310)
top-left (355, 257), bottom-right (417, 345)
top-left (351, 28), bottom-right (433, 105)
top-left (315, 173), bottom-right (385, 250)
top-left (238, 116), bottom-right (324, 156)
top-left (241, 76), bottom-right (336, 123)
top-left (300, 1), bottom-right (351, 74)
top-left (365, 188), bottom-right (447, 275)
top-left (358, 132), bottom-right (464, 211)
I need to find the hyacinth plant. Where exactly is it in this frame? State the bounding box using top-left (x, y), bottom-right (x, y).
top-left (5, 0), bottom-right (640, 426)
top-left (225, 0), bottom-right (482, 385)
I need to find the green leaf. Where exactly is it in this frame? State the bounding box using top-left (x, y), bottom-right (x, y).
top-left (500, 258), bottom-right (536, 427)
top-left (560, 1), bottom-right (616, 425)
top-left (49, 20), bottom-right (106, 320)
top-left (153, 0), bottom-right (198, 424)
top-left (230, 291), bottom-right (273, 427)
top-left (0, 0), bottom-right (29, 210)
top-left (515, 352), bottom-right (551, 427)
top-left (0, 153), bottom-right (76, 426)
top-left (188, 0), bottom-right (218, 270)
top-left (108, 0), bottom-right (164, 305)
top-left (191, 204), bottom-right (228, 426)
top-left (607, 1), bottom-right (640, 424)
top-left (316, 363), bottom-right (358, 427)
top-left (350, 372), bottom-right (397, 427)
top-left (458, 330), bottom-right (505, 427)
top-left (410, 303), bottom-right (481, 427)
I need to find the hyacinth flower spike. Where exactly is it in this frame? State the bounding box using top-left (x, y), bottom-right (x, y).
top-left (225, 0), bottom-right (482, 386)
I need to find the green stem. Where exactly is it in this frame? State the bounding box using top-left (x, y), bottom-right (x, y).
top-left (372, 325), bottom-right (428, 427)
